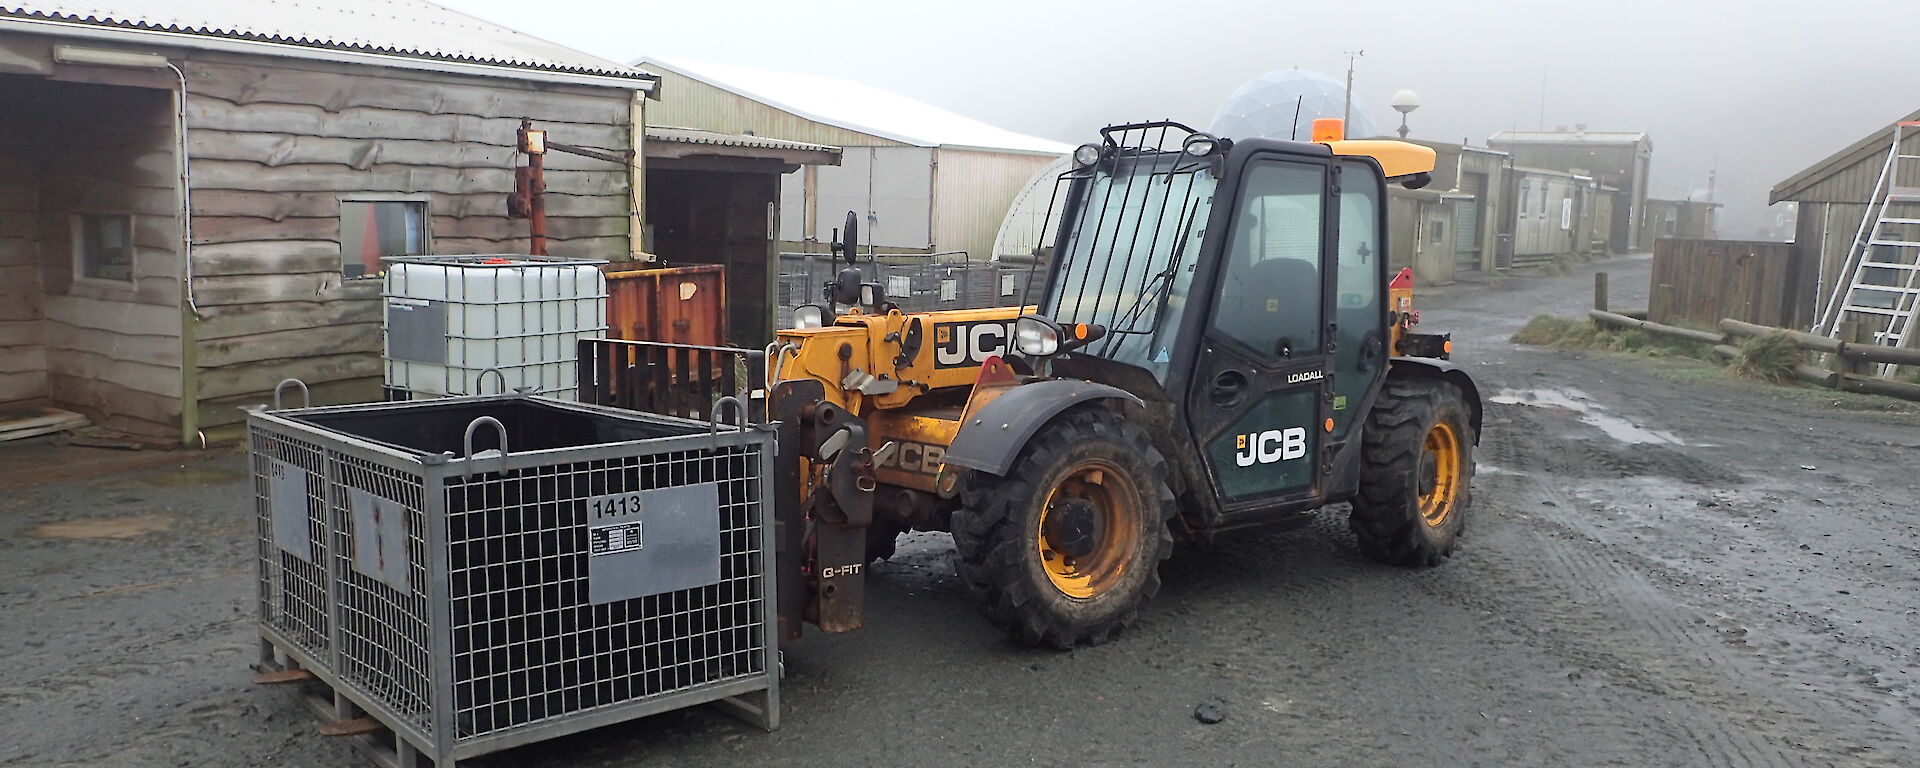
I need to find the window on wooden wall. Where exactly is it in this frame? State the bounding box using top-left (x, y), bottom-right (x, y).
top-left (341, 200), bottom-right (428, 279)
top-left (74, 213), bottom-right (134, 282)
top-left (1519, 182), bottom-right (1530, 215)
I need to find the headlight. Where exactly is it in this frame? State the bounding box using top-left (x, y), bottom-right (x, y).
top-left (1073, 143), bottom-right (1102, 168)
top-left (1015, 315), bottom-right (1060, 357)
top-left (1182, 133), bottom-right (1219, 157)
top-left (792, 304), bottom-right (825, 329)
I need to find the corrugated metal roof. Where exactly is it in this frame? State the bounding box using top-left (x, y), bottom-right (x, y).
top-left (1770, 107), bottom-right (1920, 204)
top-left (0, 0), bottom-right (653, 85)
top-left (1489, 130), bottom-right (1649, 146)
top-left (639, 56), bottom-right (1071, 155)
top-left (646, 126), bottom-right (841, 154)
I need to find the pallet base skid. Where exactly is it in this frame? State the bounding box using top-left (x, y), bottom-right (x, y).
top-left (257, 635), bottom-right (778, 768)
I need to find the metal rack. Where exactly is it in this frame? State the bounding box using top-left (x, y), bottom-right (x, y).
top-left (775, 251), bottom-right (1030, 319)
top-left (249, 389), bottom-right (777, 767)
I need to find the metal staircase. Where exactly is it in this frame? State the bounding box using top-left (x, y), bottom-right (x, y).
top-left (1819, 121), bottom-right (1920, 375)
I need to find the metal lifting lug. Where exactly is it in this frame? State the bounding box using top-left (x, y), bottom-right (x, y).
top-left (817, 428), bottom-right (850, 461)
top-left (840, 368), bottom-right (900, 396)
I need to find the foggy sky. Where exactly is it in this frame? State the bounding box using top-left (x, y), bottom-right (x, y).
top-left (439, 0), bottom-right (1920, 236)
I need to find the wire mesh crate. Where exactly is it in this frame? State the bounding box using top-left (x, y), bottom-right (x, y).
top-left (248, 392), bottom-right (777, 766)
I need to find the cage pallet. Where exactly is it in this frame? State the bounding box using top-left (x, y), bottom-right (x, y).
top-left (255, 635), bottom-right (424, 768)
top-left (254, 633), bottom-right (780, 768)
top-left (249, 389), bottom-right (779, 767)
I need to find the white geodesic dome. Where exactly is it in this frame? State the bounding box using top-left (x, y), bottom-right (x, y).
top-left (991, 155), bottom-right (1073, 263)
top-left (1209, 68), bottom-right (1381, 142)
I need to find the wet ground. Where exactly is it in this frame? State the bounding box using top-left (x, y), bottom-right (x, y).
top-left (3, 255), bottom-right (1917, 767)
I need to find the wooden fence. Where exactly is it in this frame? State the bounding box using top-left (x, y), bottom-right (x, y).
top-left (1648, 239), bottom-right (1818, 329)
top-left (1587, 272), bottom-right (1920, 401)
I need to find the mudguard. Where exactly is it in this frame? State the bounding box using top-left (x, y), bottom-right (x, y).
top-left (1389, 356), bottom-right (1484, 442)
top-left (941, 379), bottom-right (1144, 476)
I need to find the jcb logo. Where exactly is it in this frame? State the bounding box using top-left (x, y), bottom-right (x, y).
top-left (880, 441), bottom-right (946, 475)
top-left (933, 321), bottom-right (1015, 368)
top-left (1234, 427), bottom-right (1307, 466)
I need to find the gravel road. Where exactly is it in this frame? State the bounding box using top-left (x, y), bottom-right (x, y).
top-left (2, 256), bottom-right (1915, 768)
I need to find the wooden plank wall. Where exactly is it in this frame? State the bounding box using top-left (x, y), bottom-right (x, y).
top-left (31, 81), bottom-right (183, 435)
top-left (0, 155), bottom-right (43, 406)
top-left (1648, 239), bottom-right (1816, 329)
top-left (180, 54), bottom-right (638, 437)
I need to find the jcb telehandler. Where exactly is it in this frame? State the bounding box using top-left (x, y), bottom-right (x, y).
top-left (619, 120), bottom-right (1481, 648)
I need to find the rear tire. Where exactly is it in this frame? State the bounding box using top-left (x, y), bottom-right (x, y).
top-left (1350, 378), bottom-right (1475, 566)
top-left (951, 408), bottom-right (1176, 649)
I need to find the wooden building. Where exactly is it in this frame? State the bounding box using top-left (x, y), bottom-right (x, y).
top-left (0, 1), bottom-right (658, 444)
top-left (1499, 167), bottom-right (1600, 268)
top-left (639, 126), bottom-right (839, 345)
top-left (1489, 128), bottom-right (1652, 252)
top-left (1383, 187), bottom-right (1463, 286)
top-left (1405, 140), bottom-right (1511, 275)
top-left (1640, 198), bottom-right (1720, 248)
top-left (1770, 108), bottom-right (1920, 329)
top-left (637, 57), bottom-right (1069, 267)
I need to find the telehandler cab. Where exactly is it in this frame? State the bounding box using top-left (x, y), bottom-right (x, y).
top-left (637, 120), bottom-right (1482, 648)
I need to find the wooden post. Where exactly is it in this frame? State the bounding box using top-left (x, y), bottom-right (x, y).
top-left (1831, 320), bottom-right (1865, 376)
top-left (1593, 272), bottom-right (1609, 312)
top-left (628, 91), bottom-right (648, 263)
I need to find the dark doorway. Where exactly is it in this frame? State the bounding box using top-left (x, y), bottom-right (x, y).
top-left (646, 168), bottom-right (778, 345)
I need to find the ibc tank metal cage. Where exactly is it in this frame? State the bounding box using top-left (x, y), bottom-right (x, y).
top-left (382, 254), bottom-right (609, 401)
top-left (249, 390), bottom-right (777, 766)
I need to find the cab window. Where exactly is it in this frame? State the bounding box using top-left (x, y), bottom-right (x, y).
top-left (1330, 161), bottom-right (1384, 438)
top-left (1211, 160), bottom-right (1326, 359)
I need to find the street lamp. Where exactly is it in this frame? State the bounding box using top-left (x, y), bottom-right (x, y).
top-left (1391, 89), bottom-right (1421, 139)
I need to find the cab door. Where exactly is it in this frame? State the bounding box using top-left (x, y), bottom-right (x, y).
top-left (1184, 155), bottom-right (1334, 512)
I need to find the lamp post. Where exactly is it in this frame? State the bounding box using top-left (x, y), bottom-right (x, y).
top-left (1342, 50), bottom-right (1365, 129)
top-left (1391, 89), bottom-right (1421, 139)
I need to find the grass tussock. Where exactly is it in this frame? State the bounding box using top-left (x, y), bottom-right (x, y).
top-left (1729, 332), bottom-right (1804, 383)
top-left (1550, 253), bottom-right (1580, 275)
top-left (1510, 314), bottom-right (1715, 361)
top-left (1510, 314), bottom-right (1576, 345)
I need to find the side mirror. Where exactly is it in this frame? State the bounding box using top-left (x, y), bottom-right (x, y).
top-left (830, 267), bottom-right (863, 309)
top-left (832, 211), bottom-right (860, 265)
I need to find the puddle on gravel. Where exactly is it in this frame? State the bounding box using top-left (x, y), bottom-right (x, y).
top-left (1490, 387), bottom-right (1687, 445)
top-left (32, 514), bottom-right (175, 540)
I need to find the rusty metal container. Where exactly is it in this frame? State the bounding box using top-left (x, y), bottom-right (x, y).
top-left (602, 264), bottom-right (728, 346)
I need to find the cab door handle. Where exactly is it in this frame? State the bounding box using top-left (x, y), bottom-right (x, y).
top-left (1210, 369), bottom-right (1248, 407)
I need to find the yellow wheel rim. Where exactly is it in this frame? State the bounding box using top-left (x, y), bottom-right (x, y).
top-left (1418, 421), bottom-right (1463, 527)
top-left (1035, 460), bottom-right (1140, 600)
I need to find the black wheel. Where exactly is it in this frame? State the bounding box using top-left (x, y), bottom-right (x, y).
top-left (1350, 378), bottom-right (1476, 566)
top-left (951, 408), bottom-right (1176, 649)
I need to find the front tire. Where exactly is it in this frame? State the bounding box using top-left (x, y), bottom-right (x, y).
top-left (951, 408), bottom-right (1176, 649)
top-left (1350, 378), bottom-right (1476, 566)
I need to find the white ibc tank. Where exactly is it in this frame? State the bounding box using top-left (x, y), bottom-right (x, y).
top-left (383, 255), bottom-right (608, 400)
